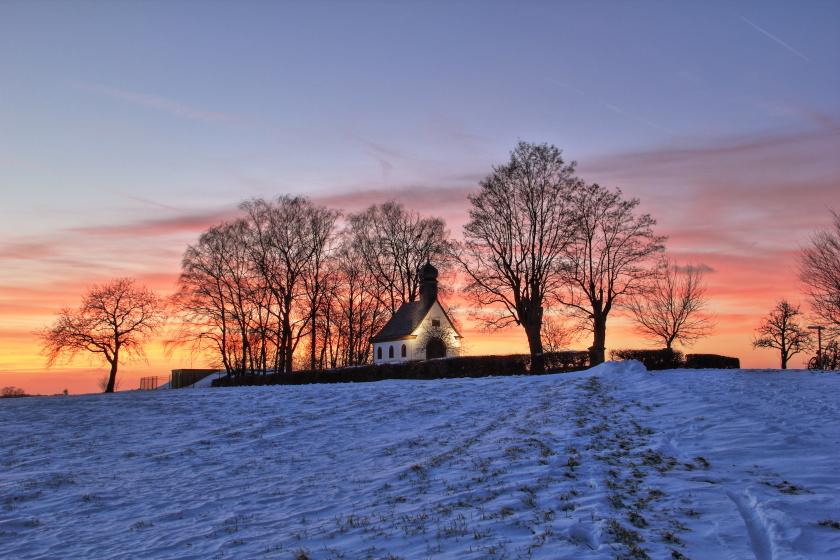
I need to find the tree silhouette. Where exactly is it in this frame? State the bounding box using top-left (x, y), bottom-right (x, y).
top-left (558, 182), bottom-right (666, 365)
top-left (752, 300), bottom-right (812, 369)
top-left (38, 278), bottom-right (167, 392)
top-left (796, 209), bottom-right (840, 337)
top-left (458, 141), bottom-right (580, 373)
top-left (627, 258), bottom-right (716, 349)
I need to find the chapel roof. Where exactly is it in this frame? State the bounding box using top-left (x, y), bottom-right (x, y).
top-left (370, 300), bottom-right (434, 342)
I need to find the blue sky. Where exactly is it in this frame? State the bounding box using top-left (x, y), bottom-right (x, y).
top-left (2, 0), bottom-right (838, 391)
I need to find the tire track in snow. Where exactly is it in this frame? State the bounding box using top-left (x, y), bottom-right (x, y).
top-left (726, 489), bottom-right (773, 560)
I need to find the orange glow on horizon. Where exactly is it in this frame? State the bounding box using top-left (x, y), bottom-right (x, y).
top-left (4, 174), bottom-right (832, 394)
top-left (4, 287), bottom-right (804, 396)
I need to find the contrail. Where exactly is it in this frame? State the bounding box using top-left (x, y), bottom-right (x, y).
top-left (739, 15), bottom-right (813, 63)
top-left (546, 78), bottom-right (673, 134)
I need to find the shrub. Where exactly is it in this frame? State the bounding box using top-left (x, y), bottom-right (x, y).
top-left (685, 354), bottom-right (740, 369)
top-left (542, 351), bottom-right (590, 372)
top-left (610, 348), bottom-right (684, 370)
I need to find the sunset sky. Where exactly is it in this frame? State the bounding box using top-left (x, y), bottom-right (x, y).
top-left (2, 0), bottom-right (839, 394)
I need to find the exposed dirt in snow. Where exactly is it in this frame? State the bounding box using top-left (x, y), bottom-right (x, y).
top-left (1, 363), bottom-right (839, 559)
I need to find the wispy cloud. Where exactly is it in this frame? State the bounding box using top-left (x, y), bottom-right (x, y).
top-left (69, 209), bottom-right (239, 237)
top-left (345, 133), bottom-right (402, 183)
top-left (736, 14), bottom-right (813, 63)
top-left (71, 82), bottom-right (249, 125)
top-left (1, 154), bottom-right (181, 211)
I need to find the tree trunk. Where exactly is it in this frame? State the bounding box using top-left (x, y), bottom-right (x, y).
top-left (281, 295), bottom-right (293, 372)
top-left (521, 305), bottom-right (544, 374)
top-left (105, 359), bottom-right (118, 393)
top-left (590, 314), bottom-right (607, 366)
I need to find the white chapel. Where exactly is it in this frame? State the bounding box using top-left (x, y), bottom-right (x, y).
top-left (370, 262), bottom-right (462, 364)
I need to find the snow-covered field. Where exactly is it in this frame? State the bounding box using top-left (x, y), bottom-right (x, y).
top-left (2, 362), bottom-right (839, 560)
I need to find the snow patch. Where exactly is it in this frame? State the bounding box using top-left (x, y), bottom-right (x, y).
top-left (587, 359), bottom-right (647, 376)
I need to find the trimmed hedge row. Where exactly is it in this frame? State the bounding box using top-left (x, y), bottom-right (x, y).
top-left (685, 353), bottom-right (740, 369)
top-left (211, 351), bottom-right (590, 387)
top-left (610, 348), bottom-right (740, 370)
top-left (543, 350), bottom-right (590, 370)
top-left (610, 348), bottom-right (684, 370)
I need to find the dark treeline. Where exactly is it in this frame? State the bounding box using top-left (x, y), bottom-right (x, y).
top-left (169, 197), bottom-right (451, 375)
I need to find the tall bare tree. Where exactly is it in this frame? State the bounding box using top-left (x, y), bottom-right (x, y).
top-left (173, 220), bottom-right (260, 375)
top-left (37, 278), bottom-right (167, 393)
top-left (752, 300), bottom-right (812, 369)
top-left (241, 196), bottom-right (340, 372)
top-left (242, 197), bottom-right (310, 373)
top-left (300, 204), bottom-right (341, 370)
top-left (347, 201), bottom-right (450, 314)
top-left (459, 141), bottom-right (581, 372)
top-left (559, 182), bottom-right (666, 365)
top-left (328, 238), bottom-right (389, 367)
top-left (796, 209), bottom-right (840, 336)
top-left (627, 258), bottom-right (716, 349)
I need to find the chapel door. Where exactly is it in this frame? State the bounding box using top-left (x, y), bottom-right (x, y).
top-left (426, 337), bottom-right (446, 360)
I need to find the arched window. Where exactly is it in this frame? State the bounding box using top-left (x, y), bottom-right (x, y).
top-left (426, 337), bottom-right (446, 360)
top-left (388, 345), bottom-right (394, 358)
top-left (401, 344), bottom-right (407, 357)
top-left (377, 347), bottom-right (382, 360)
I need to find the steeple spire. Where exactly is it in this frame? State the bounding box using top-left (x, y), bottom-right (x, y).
top-left (419, 261), bottom-right (438, 307)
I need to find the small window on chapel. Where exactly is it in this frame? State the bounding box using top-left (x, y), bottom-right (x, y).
top-left (377, 347), bottom-right (382, 359)
top-left (432, 319), bottom-right (441, 327)
top-left (401, 344), bottom-right (407, 357)
top-left (389, 345), bottom-right (394, 358)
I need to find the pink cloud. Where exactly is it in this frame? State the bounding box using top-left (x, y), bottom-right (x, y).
top-left (69, 209), bottom-right (240, 238)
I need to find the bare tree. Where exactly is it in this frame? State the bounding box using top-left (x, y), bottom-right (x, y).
top-left (796, 209), bottom-right (840, 336)
top-left (300, 204), bottom-right (341, 370)
top-left (459, 141), bottom-right (581, 372)
top-left (347, 201), bottom-right (451, 314)
top-left (1, 387), bottom-right (26, 398)
top-left (752, 300), bottom-right (813, 369)
top-left (328, 238), bottom-right (389, 367)
top-left (627, 257), bottom-right (716, 349)
top-left (558, 182), bottom-right (666, 365)
top-left (172, 220), bottom-right (260, 375)
top-left (242, 197), bottom-right (309, 373)
top-left (540, 313), bottom-right (580, 353)
top-left (241, 196), bottom-right (341, 373)
top-left (37, 278), bottom-right (167, 393)
top-left (97, 375), bottom-right (122, 392)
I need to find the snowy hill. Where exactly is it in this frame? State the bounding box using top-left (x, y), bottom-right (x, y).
top-left (1, 362), bottom-right (839, 559)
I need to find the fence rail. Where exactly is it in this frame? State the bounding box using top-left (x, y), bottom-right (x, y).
top-left (139, 376), bottom-right (167, 390)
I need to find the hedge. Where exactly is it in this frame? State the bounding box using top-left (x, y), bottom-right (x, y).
top-left (684, 354), bottom-right (740, 369)
top-left (211, 351), bottom-right (589, 387)
top-left (542, 350), bottom-right (590, 371)
top-left (610, 348), bottom-right (684, 370)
